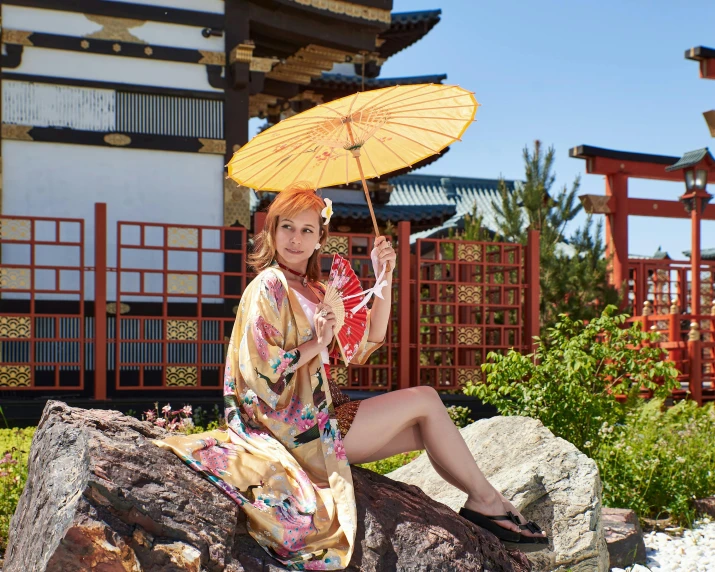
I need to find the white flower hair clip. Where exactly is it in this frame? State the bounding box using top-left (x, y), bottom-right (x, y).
top-left (321, 198), bottom-right (333, 226)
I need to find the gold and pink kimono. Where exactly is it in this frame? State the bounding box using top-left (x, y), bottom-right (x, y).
top-left (153, 266), bottom-right (382, 570)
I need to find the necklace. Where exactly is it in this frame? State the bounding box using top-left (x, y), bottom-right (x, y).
top-left (275, 260), bottom-right (309, 287)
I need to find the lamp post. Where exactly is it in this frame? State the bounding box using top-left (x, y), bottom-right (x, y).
top-left (666, 149), bottom-right (714, 315)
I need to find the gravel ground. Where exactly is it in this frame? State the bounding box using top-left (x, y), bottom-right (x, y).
top-left (611, 517), bottom-right (715, 572)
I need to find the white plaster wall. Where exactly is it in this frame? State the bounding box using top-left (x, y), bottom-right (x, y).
top-left (2, 5), bottom-right (225, 51)
top-left (1, 141), bottom-right (226, 301)
top-left (12, 48), bottom-right (223, 93)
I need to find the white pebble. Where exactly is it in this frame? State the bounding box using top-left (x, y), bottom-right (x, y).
top-left (611, 520), bottom-right (715, 572)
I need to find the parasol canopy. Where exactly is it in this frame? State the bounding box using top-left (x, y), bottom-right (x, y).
top-left (228, 83), bottom-right (478, 236)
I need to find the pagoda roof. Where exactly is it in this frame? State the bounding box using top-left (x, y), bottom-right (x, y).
top-left (378, 10), bottom-right (442, 59)
top-left (683, 248), bottom-right (715, 260)
top-left (304, 73), bottom-right (447, 100)
top-left (388, 174), bottom-right (518, 242)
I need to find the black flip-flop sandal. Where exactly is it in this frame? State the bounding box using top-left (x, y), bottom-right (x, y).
top-left (459, 507), bottom-right (550, 552)
top-left (505, 513), bottom-right (550, 552)
top-left (458, 507), bottom-right (521, 543)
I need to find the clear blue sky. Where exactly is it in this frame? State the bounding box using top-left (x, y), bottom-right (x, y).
top-left (381, 0), bottom-right (715, 258)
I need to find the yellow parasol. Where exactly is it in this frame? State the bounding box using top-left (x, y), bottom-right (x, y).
top-left (227, 83), bottom-right (478, 236)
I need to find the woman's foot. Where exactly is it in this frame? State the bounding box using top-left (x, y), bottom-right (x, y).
top-left (464, 489), bottom-right (547, 540)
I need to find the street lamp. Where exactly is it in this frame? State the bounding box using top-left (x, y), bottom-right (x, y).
top-left (666, 148), bottom-right (714, 315)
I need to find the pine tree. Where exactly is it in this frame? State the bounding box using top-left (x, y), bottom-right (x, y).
top-left (490, 140), bottom-right (620, 330)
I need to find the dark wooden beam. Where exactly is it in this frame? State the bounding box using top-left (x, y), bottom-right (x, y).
top-left (1, 125), bottom-right (225, 155)
top-left (248, 2), bottom-right (380, 54)
top-left (3, 31), bottom-right (225, 66)
top-left (3, 0), bottom-right (224, 28)
top-left (569, 145), bottom-right (715, 181)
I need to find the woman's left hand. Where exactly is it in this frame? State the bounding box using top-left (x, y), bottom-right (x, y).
top-left (371, 236), bottom-right (397, 276)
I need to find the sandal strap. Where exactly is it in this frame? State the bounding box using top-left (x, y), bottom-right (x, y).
top-left (519, 520), bottom-right (543, 534)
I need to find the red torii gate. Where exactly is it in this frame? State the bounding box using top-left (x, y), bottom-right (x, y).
top-left (569, 145), bottom-right (715, 301)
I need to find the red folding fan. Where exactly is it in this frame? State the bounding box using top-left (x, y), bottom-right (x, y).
top-left (323, 254), bottom-right (368, 366)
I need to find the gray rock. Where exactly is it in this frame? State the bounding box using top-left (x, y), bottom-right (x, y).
top-left (4, 401), bottom-right (532, 571)
top-left (601, 507), bottom-right (646, 569)
top-left (388, 416), bottom-right (608, 572)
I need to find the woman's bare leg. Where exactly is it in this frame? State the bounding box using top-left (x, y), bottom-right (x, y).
top-left (344, 387), bottom-right (544, 538)
top-left (356, 424), bottom-right (474, 494)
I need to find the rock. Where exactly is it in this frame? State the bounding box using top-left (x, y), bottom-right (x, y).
top-left (388, 416), bottom-right (608, 572)
top-left (601, 507), bottom-right (646, 569)
top-left (694, 496), bottom-right (715, 519)
top-left (4, 401), bottom-right (532, 572)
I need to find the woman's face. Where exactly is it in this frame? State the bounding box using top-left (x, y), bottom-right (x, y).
top-left (274, 209), bottom-right (322, 268)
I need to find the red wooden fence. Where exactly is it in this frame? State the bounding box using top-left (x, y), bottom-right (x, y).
top-left (0, 204), bottom-right (540, 398)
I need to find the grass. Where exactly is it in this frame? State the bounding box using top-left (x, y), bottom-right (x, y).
top-left (0, 427), bottom-right (35, 554)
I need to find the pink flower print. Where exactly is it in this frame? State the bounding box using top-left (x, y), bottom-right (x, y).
top-left (252, 317), bottom-right (270, 360)
top-left (198, 444), bottom-right (230, 475)
top-left (223, 364), bottom-right (236, 395)
top-left (334, 438), bottom-right (347, 461)
top-left (181, 405), bottom-right (192, 417)
top-left (317, 410), bottom-right (330, 432)
top-left (264, 274), bottom-right (286, 308)
top-left (161, 404), bottom-right (172, 415)
top-left (306, 562), bottom-right (328, 570)
top-left (155, 418), bottom-right (166, 428)
top-left (270, 348), bottom-right (298, 376)
top-left (298, 417), bottom-right (316, 432)
top-left (144, 409), bottom-right (156, 422)
top-left (253, 498), bottom-right (269, 511)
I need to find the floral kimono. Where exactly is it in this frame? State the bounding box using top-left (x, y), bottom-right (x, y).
top-left (153, 267), bottom-right (382, 570)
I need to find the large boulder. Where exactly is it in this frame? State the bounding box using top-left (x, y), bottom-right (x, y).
top-left (388, 416), bottom-right (608, 572)
top-left (3, 401), bottom-right (531, 571)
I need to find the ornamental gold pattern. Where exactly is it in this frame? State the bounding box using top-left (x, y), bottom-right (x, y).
top-left (167, 320), bottom-right (198, 341)
top-left (331, 366), bottom-right (349, 387)
top-left (457, 243), bottom-right (482, 263)
top-left (0, 316), bottom-right (31, 338)
top-left (0, 218), bottom-right (31, 241)
top-left (457, 367), bottom-right (482, 385)
top-left (198, 139), bottom-right (226, 155)
top-left (2, 125), bottom-right (33, 141)
top-left (166, 366), bottom-right (197, 387)
top-left (0, 366), bottom-right (31, 387)
top-left (2, 30), bottom-right (34, 46)
top-left (224, 179), bottom-right (252, 229)
top-left (168, 227), bottom-right (198, 249)
top-left (457, 326), bottom-right (482, 345)
top-left (198, 50), bottom-right (226, 66)
top-left (457, 284), bottom-right (482, 304)
top-left (84, 15), bottom-right (147, 43)
top-left (106, 302), bottom-right (131, 315)
top-left (0, 268), bottom-right (30, 290)
top-left (168, 273), bottom-right (197, 294)
top-left (323, 236), bottom-right (348, 255)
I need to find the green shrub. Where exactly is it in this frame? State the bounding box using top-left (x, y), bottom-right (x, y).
top-left (0, 427), bottom-right (35, 553)
top-left (447, 405), bottom-right (474, 428)
top-left (357, 451), bottom-right (421, 475)
top-left (464, 306), bottom-right (679, 451)
top-left (595, 399), bottom-right (715, 526)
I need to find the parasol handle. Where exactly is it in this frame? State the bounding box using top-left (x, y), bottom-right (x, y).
top-left (350, 150), bottom-right (394, 273)
top-left (352, 153), bottom-right (380, 237)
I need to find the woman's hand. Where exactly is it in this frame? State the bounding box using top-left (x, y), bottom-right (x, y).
top-left (314, 304), bottom-right (337, 347)
top-left (371, 236), bottom-right (397, 275)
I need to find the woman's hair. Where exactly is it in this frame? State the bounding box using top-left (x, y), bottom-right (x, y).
top-left (248, 182), bottom-right (329, 283)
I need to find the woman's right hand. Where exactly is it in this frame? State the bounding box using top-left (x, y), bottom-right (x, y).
top-left (314, 304), bottom-right (337, 347)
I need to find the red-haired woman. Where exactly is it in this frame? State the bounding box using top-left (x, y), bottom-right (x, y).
top-left (155, 185), bottom-right (547, 570)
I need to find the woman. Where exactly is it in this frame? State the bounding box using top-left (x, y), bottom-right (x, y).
top-left (154, 184), bottom-right (547, 570)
